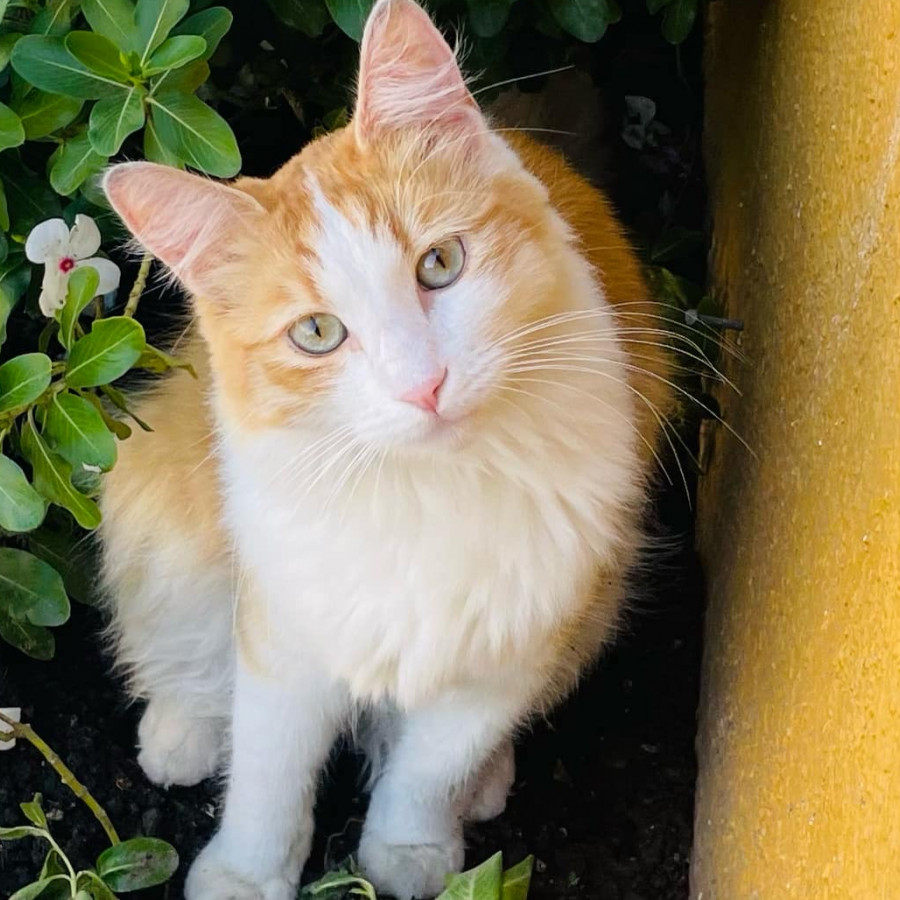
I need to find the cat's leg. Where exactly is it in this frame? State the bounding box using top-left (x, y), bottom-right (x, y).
top-left (357, 685), bottom-right (532, 899)
top-left (362, 708), bottom-right (515, 824)
top-left (462, 738), bottom-right (516, 823)
top-left (185, 654), bottom-right (347, 900)
top-left (103, 550), bottom-right (234, 788)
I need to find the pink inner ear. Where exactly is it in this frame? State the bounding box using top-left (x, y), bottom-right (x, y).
top-left (355, 0), bottom-right (480, 139)
top-left (104, 163), bottom-right (262, 292)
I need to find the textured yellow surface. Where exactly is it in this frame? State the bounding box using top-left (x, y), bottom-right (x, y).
top-left (692, 2), bottom-right (900, 897)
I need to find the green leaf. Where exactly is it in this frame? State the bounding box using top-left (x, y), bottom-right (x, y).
top-left (100, 383), bottom-right (150, 430)
top-left (149, 90), bottom-right (240, 176)
top-left (0, 611), bottom-right (56, 659)
top-left (65, 31), bottom-right (132, 82)
top-left (172, 7), bottom-right (232, 60)
top-left (82, 390), bottom-right (132, 440)
top-left (66, 316), bottom-right (146, 388)
top-left (438, 852), bottom-right (503, 900)
top-left (0, 180), bottom-right (7, 232)
top-left (324, 0), bottom-right (375, 41)
top-left (0, 455), bottom-right (46, 532)
top-left (264, 0), bottom-right (330, 36)
top-left (0, 102), bottom-right (25, 153)
top-left (0, 825), bottom-right (48, 840)
top-left (50, 132), bottom-right (109, 196)
top-left (28, 519), bottom-right (96, 604)
top-left (57, 265), bottom-right (100, 351)
top-left (466, 0), bottom-right (514, 38)
top-left (12, 91), bottom-right (83, 140)
top-left (134, 0), bottom-right (190, 66)
top-left (77, 871), bottom-right (117, 900)
top-left (142, 106), bottom-right (182, 165)
top-left (40, 849), bottom-right (66, 879)
top-left (661, 0), bottom-right (698, 44)
top-left (45, 392), bottom-right (117, 471)
top-left (0, 156), bottom-right (63, 233)
top-left (9, 876), bottom-right (72, 900)
top-left (0, 34), bottom-right (23, 73)
top-left (0, 547), bottom-right (69, 626)
top-left (647, 0), bottom-right (674, 12)
top-left (88, 86), bottom-right (146, 155)
top-left (0, 287), bottom-right (14, 346)
top-left (546, 0), bottom-right (617, 42)
top-left (96, 837), bottom-right (179, 891)
top-left (11, 36), bottom-right (129, 100)
top-left (151, 57), bottom-right (208, 92)
top-left (135, 343), bottom-right (195, 375)
top-left (32, 0), bottom-right (76, 37)
top-left (0, 353), bottom-right (53, 414)
top-left (82, 0), bottom-right (138, 51)
top-left (143, 34), bottom-right (205, 75)
top-left (20, 796), bottom-right (48, 829)
top-left (500, 857), bottom-right (533, 900)
top-left (20, 417), bottom-right (102, 529)
top-left (301, 870), bottom-right (377, 900)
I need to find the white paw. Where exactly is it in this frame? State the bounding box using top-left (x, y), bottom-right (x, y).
top-left (137, 699), bottom-right (224, 787)
top-left (464, 741), bottom-right (515, 822)
top-left (358, 832), bottom-right (464, 900)
top-left (185, 839), bottom-right (295, 900)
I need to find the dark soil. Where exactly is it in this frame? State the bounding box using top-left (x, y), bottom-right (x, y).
top-left (0, 482), bottom-right (703, 900)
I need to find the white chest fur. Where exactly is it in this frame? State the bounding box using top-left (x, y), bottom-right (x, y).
top-left (221, 410), bottom-right (641, 709)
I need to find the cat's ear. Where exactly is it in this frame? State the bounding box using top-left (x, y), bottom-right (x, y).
top-left (103, 162), bottom-right (265, 296)
top-left (354, 0), bottom-right (482, 140)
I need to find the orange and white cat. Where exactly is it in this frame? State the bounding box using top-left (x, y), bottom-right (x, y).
top-left (100, 1), bottom-right (672, 897)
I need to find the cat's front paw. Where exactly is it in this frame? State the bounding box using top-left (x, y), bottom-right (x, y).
top-left (137, 698), bottom-right (223, 787)
top-left (185, 839), bottom-right (295, 900)
top-left (357, 831), bottom-right (464, 900)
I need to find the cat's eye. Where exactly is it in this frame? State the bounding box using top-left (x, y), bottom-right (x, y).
top-left (288, 314), bottom-right (348, 355)
top-left (416, 237), bottom-right (465, 290)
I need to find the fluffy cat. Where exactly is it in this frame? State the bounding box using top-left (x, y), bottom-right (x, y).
top-left (100, 1), bottom-right (674, 897)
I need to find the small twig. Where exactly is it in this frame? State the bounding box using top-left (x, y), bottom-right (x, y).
top-left (0, 710), bottom-right (120, 846)
top-left (124, 253), bottom-right (153, 318)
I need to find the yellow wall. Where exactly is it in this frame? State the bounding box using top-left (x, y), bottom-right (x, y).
top-left (693, 2), bottom-right (900, 897)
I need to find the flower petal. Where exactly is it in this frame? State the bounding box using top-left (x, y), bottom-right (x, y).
top-left (69, 214), bottom-right (102, 260)
top-left (38, 265), bottom-right (69, 317)
top-left (25, 219), bottom-right (69, 264)
top-left (76, 257), bottom-right (121, 295)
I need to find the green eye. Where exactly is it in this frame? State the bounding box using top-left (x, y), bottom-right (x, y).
top-left (288, 314), bottom-right (348, 355)
top-left (416, 237), bottom-right (465, 290)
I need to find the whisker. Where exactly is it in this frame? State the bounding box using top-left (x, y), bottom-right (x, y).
top-left (472, 64), bottom-right (576, 97)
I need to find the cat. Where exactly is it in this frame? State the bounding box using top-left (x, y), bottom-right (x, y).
top-left (99, 1), bottom-right (674, 897)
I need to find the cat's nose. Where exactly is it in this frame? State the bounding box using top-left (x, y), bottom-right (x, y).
top-left (399, 368), bottom-right (447, 413)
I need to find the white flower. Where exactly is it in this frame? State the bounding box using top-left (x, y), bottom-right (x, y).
top-left (25, 215), bottom-right (121, 317)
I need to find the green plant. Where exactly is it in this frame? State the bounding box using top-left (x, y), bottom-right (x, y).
top-left (0, 0), bottom-right (242, 659)
top-left (0, 709), bottom-right (179, 899)
top-left (302, 852), bottom-right (533, 900)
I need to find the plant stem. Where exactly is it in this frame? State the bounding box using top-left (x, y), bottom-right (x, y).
top-left (124, 253), bottom-right (153, 318)
top-left (0, 710), bottom-right (120, 846)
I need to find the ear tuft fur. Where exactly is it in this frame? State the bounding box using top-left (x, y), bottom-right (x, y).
top-left (354, 0), bottom-right (482, 140)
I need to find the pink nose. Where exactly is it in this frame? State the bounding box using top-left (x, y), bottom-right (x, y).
top-left (399, 368), bottom-right (447, 413)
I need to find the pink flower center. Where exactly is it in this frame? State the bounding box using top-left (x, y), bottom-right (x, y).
top-left (59, 257), bottom-right (75, 273)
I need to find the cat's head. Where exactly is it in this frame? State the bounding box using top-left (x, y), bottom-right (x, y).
top-left (105, 0), bottom-right (604, 454)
